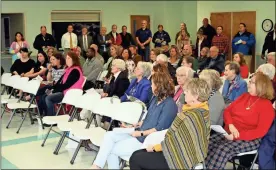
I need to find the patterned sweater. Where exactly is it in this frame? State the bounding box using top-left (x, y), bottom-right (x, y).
top-left (156, 102), bottom-right (210, 169)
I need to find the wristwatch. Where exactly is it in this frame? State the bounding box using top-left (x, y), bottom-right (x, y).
top-left (141, 132), bottom-right (144, 136)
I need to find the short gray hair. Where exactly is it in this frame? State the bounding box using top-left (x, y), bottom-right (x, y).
top-left (156, 54), bottom-right (168, 63)
top-left (112, 59), bottom-right (126, 71)
top-left (185, 78), bottom-right (211, 102)
top-left (137, 61), bottom-right (152, 78)
top-left (257, 63), bottom-right (275, 80)
top-left (176, 66), bottom-right (194, 79)
top-left (199, 69), bottom-right (223, 91)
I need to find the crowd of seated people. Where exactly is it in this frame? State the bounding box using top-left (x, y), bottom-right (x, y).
top-left (6, 18), bottom-right (276, 170)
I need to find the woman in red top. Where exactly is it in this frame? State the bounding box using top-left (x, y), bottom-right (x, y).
top-left (233, 52), bottom-right (249, 78)
top-left (205, 72), bottom-right (275, 169)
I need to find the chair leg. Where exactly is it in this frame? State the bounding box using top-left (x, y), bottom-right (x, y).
top-left (249, 153), bottom-right (258, 170)
top-left (1, 104), bottom-right (6, 118)
top-left (53, 132), bottom-right (67, 155)
top-left (70, 140), bottom-right (83, 165)
top-left (16, 111), bottom-right (29, 133)
top-left (34, 100), bottom-right (44, 129)
top-left (232, 157), bottom-right (237, 170)
top-left (119, 160), bottom-right (126, 170)
top-left (41, 125), bottom-right (53, 147)
top-left (27, 109), bottom-right (34, 125)
top-left (6, 109), bottom-right (16, 128)
top-left (202, 161), bottom-right (206, 170)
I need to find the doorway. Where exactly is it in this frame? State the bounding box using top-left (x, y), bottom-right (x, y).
top-left (1, 13), bottom-right (24, 52)
top-left (210, 11), bottom-right (256, 72)
top-left (130, 15), bottom-right (150, 40)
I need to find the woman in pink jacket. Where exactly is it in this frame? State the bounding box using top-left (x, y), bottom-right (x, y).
top-left (37, 51), bottom-right (85, 117)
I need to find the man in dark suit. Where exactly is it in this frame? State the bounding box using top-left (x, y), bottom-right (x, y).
top-left (97, 26), bottom-right (111, 63)
top-left (262, 23), bottom-right (276, 59)
top-left (33, 26), bottom-right (56, 52)
top-left (78, 26), bottom-right (93, 59)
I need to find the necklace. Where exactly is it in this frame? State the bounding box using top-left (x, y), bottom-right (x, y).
top-left (246, 97), bottom-right (260, 110)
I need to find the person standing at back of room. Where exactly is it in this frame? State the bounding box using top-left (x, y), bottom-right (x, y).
top-left (77, 26), bottom-right (93, 59)
top-left (33, 26), bottom-right (56, 52)
top-left (261, 23), bottom-right (276, 60)
top-left (152, 24), bottom-right (171, 48)
top-left (232, 23), bottom-right (256, 72)
top-left (107, 24), bottom-right (122, 46)
top-left (97, 26), bottom-right (112, 63)
top-left (61, 24), bottom-right (78, 55)
top-left (199, 18), bottom-right (216, 45)
top-left (120, 25), bottom-right (136, 49)
top-left (135, 20), bottom-right (152, 62)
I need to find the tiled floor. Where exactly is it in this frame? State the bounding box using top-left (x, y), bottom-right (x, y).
top-left (1, 112), bottom-right (97, 169)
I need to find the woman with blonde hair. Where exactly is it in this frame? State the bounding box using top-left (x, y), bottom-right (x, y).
top-left (205, 72), bottom-right (275, 169)
top-left (168, 45), bottom-right (180, 68)
top-left (199, 69), bottom-right (225, 125)
top-left (130, 78), bottom-right (211, 169)
top-left (150, 48), bottom-right (162, 64)
top-left (176, 30), bottom-right (190, 54)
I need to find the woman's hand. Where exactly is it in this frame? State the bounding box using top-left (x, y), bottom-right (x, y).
top-left (229, 124), bottom-right (240, 139)
top-left (101, 93), bottom-right (108, 98)
top-left (131, 131), bottom-right (141, 137)
top-left (146, 145), bottom-right (154, 152)
top-left (133, 121), bottom-right (142, 128)
top-left (47, 63), bottom-right (52, 70)
top-left (225, 134), bottom-right (234, 141)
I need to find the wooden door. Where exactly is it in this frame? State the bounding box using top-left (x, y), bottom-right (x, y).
top-left (210, 12), bottom-right (232, 61)
top-left (232, 11), bottom-right (256, 72)
top-left (130, 15), bottom-right (150, 40)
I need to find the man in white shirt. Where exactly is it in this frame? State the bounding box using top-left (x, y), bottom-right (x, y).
top-left (61, 24), bottom-right (77, 54)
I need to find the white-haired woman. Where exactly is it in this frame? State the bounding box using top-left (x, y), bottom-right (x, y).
top-left (256, 63), bottom-right (276, 103)
top-left (121, 61), bottom-right (152, 103)
top-left (101, 59), bottom-right (130, 128)
top-left (199, 69), bottom-right (225, 126)
top-left (101, 59), bottom-right (130, 98)
top-left (174, 66), bottom-right (194, 112)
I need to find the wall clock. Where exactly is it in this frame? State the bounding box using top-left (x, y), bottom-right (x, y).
top-left (262, 19), bottom-right (273, 32)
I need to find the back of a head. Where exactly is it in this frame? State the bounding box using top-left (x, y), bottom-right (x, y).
top-left (199, 69), bottom-right (223, 91)
top-left (153, 63), bottom-right (170, 76)
top-left (257, 63), bottom-right (275, 80)
top-left (151, 72), bottom-right (175, 101)
top-left (156, 54), bottom-right (168, 63)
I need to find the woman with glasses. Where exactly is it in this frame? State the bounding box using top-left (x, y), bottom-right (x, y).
top-left (205, 72), bottom-right (275, 169)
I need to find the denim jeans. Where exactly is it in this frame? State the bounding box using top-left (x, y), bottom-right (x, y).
top-left (138, 45), bottom-right (150, 62)
top-left (93, 131), bottom-right (142, 169)
top-left (45, 92), bottom-right (64, 116)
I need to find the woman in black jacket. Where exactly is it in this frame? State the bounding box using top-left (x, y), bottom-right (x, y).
top-left (194, 29), bottom-right (210, 58)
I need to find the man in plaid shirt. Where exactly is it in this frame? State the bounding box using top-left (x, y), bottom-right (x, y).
top-left (212, 26), bottom-right (229, 59)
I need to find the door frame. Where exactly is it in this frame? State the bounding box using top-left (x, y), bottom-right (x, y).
top-left (1, 12), bottom-right (26, 42)
top-left (130, 15), bottom-right (151, 36)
